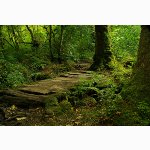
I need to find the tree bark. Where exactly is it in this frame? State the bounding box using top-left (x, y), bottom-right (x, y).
top-left (26, 25), bottom-right (39, 49)
top-left (43, 25), bottom-right (54, 61)
top-left (49, 25), bottom-right (54, 61)
top-left (10, 26), bottom-right (20, 51)
top-left (58, 25), bottom-right (64, 63)
top-left (90, 25), bottom-right (112, 70)
top-left (122, 25), bottom-right (150, 102)
top-left (15, 25), bottom-right (24, 43)
top-left (0, 25), bottom-right (4, 49)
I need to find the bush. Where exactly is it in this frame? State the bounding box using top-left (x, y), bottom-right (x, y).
top-left (0, 59), bottom-right (30, 88)
top-left (137, 101), bottom-right (150, 119)
top-left (6, 70), bottom-right (26, 87)
top-left (29, 56), bottom-right (48, 71)
top-left (59, 100), bottom-right (73, 113)
top-left (81, 97), bottom-right (97, 107)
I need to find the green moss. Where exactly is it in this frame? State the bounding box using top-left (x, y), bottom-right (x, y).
top-left (81, 97), bottom-right (97, 107)
top-left (45, 96), bottom-right (59, 108)
top-left (31, 72), bottom-right (50, 81)
top-left (59, 100), bottom-right (73, 113)
top-left (122, 68), bottom-right (150, 103)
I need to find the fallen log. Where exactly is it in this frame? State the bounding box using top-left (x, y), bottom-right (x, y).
top-left (0, 89), bottom-right (47, 108)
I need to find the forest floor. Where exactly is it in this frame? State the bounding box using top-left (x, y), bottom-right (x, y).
top-left (1, 61), bottom-right (143, 126)
top-left (0, 62), bottom-right (99, 125)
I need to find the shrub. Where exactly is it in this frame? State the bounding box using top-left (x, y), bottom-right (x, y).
top-left (59, 100), bottom-right (73, 113)
top-left (0, 59), bottom-right (29, 88)
top-left (137, 101), bottom-right (150, 119)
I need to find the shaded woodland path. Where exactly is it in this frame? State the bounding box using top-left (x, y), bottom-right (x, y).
top-left (0, 63), bottom-right (93, 108)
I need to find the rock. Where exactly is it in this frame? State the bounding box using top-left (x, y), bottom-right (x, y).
top-left (0, 71), bottom-right (93, 108)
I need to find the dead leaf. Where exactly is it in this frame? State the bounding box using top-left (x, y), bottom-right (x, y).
top-left (16, 117), bottom-right (27, 121)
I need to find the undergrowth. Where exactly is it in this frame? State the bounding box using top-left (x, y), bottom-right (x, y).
top-left (43, 61), bottom-right (150, 126)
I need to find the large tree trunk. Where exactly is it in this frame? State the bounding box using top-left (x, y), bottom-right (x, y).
top-left (122, 26), bottom-right (150, 102)
top-left (0, 25), bottom-right (4, 49)
top-left (90, 25), bottom-right (112, 70)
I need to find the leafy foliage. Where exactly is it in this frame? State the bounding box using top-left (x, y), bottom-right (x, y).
top-left (110, 25), bottom-right (141, 61)
top-left (0, 59), bottom-right (29, 88)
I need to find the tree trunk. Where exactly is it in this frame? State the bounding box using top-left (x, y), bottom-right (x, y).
top-left (90, 25), bottom-right (112, 70)
top-left (122, 25), bottom-right (150, 102)
top-left (15, 25), bottom-right (24, 43)
top-left (43, 25), bottom-right (54, 61)
top-left (10, 26), bottom-right (20, 51)
top-left (49, 25), bottom-right (54, 61)
top-left (0, 25), bottom-right (4, 49)
top-left (26, 25), bottom-right (39, 49)
top-left (58, 25), bottom-right (64, 63)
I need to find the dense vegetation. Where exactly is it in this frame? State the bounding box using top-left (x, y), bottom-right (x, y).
top-left (1, 25), bottom-right (149, 126)
top-left (0, 25), bottom-right (95, 88)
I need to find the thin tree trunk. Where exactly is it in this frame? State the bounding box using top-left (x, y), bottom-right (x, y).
top-left (43, 25), bottom-right (54, 61)
top-left (7, 26), bottom-right (15, 46)
top-left (26, 25), bottom-right (34, 42)
top-left (49, 25), bottom-right (54, 61)
top-left (58, 25), bottom-right (64, 63)
top-left (3, 38), bottom-right (14, 48)
top-left (26, 25), bottom-right (39, 49)
top-left (15, 25), bottom-right (24, 43)
top-left (10, 26), bottom-right (20, 51)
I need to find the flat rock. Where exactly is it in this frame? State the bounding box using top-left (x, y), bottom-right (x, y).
top-left (0, 71), bottom-right (93, 108)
